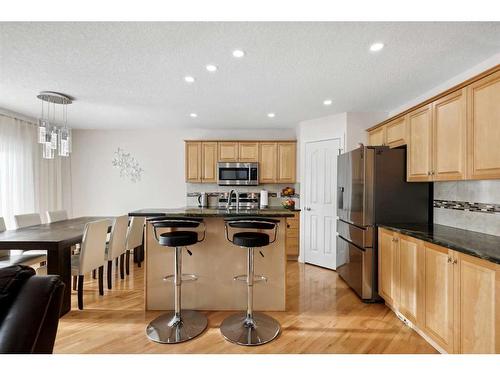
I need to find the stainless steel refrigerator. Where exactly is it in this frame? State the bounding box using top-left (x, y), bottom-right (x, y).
top-left (336, 146), bottom-right (431, 302)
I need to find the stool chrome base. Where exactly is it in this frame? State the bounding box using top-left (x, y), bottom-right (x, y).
top-left (220, 312), bottom-right (280, 346)
top-left (146, 310), bottom-right (207, 344)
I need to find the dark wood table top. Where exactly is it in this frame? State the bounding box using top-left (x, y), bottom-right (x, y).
top-left (0, 216), bottom-right (113, 249)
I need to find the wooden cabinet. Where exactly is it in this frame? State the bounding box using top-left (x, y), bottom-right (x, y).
top-left (185, 141), bottom-right (202, 182)
top-left (201, 142), bottom-right (217, 183)
top-left (368, 127), bottom-right (386, 146)
top-left (456, 252), bottom-right (499, 353)
top-left (398, 234), bottom-right (423, 325)
top-left (385, 117), bottom-right (407, 148)
top-left (238, 142), bottom-right (259, 162)
top-left (432, 89), bottom-right (467, 181)
top-left (277, 142), bottom-right (296, 183)
top-left (378, 228), bottom-right (500, 353)
top-left (467, 70), bottom-right (500, 179)
top-left (186, 140), bottom-right (296, 184)
top-left (285, 212), bottom-right (300, 258)
top-left (407, 104), bottom-right (433, 182)
top-left (259, 142), bottom-right (278, 183)
top-left (378, 228), bottom-right (398, 306)
top-left (218, 142), bottom-right (239, 162)
top-left (422, 242), bottom-right (455, 353)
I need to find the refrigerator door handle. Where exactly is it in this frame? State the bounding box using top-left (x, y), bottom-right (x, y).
top-left (337, 186), bottom-right (344, 210)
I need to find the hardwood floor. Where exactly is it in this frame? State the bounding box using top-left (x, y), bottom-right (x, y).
top-left (54, 260), bottom-right (437, 354)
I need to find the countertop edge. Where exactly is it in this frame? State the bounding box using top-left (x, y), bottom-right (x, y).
top-left (378, 224), bottom-right (500, 265)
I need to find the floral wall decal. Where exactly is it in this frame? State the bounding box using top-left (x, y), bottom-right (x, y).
top-left (112, 148), bottom-right (144, 183)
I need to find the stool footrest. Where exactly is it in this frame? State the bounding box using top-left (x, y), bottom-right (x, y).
top-left (163, 273), bottom-right (198, 282)
top-left (233, 274), bottom-right (267, 283)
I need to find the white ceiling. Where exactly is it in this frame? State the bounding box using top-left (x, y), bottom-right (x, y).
top-left (1, 22), bottom-right (499, 129)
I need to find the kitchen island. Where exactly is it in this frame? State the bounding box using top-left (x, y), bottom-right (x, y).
top-left (129, 207), bottom-right (295, 311)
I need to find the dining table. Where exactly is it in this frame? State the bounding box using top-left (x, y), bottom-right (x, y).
top-left (0, 216), bottom-right (113, 316)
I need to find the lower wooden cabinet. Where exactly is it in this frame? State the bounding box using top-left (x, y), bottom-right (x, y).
top-left (378, 228), bottom-right (499, 353)
top-left (285, 212), bottom-right (300, 258)
top-left (422, 242), bottom-right (455, 353)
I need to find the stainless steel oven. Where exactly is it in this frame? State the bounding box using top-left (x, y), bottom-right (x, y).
top-left (217, 162), bottom-right (258, 186)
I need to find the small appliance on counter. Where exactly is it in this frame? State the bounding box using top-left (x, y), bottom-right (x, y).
top-left (217, 192), bottom-right (260, 209)
top-left (197, 192), bottom-right (209, 208)
top-left (259, 190), bottom-right (268, 208)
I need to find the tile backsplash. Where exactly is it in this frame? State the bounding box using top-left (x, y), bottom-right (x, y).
top-left (186, 183), bottom-right (300, 208)
top-left (434, 180), bottom-right (500, 236)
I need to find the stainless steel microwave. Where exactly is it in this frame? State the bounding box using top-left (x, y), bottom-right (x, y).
top-left (217, 162), bottom-right (259, 186)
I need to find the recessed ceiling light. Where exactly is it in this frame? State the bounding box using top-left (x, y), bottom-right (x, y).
top-left (267, 113), bottom-right (275, 118)
top-left (323, 99), bottom-right (333, 106)
top-left (232, 49), bottom-right (245, 58)
top-left (189, 113), bottom-right (198, 118)
top-left (369, 42), bottom-right (384, 52)
top-left (206, 64), bottom-right (218, 72)
top-left (184, 76), bottom-right (195, 83)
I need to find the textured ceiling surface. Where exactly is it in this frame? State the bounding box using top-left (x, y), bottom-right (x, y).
top-left (1, 22), bottom-right (499, 129)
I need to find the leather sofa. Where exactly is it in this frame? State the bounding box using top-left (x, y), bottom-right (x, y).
top-left (0, 265), bottom-right (65, 353)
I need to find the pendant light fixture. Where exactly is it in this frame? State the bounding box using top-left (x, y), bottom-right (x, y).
top-left (37, 91), bottom-right (73, 159)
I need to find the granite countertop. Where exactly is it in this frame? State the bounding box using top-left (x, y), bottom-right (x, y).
top-left (379, 223), bottom-right (500, 265)
top-left (129, 206), bottom-right (296, 218)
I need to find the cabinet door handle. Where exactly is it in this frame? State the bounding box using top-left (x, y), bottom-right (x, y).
top-left (452, 259), bottom-right (458, 264)
top-left (447, 257), bottom-right (453, 263)
top-left (427, 171), bottom-right (431, 176)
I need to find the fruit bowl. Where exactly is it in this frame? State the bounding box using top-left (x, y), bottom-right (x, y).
top-left (281, 187), bottom-right (295, 196)
top-left (282, 198), bottom-right (295, 209)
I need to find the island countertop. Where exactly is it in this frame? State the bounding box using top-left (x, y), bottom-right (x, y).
top-left (129, 207), bottom-right (296, 218)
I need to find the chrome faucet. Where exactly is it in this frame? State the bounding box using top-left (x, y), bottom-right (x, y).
top-left (227, 189), bottom-right (239, 210)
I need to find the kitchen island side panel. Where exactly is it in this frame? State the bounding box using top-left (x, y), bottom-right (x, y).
top-left (145, 217), bottom-right (286, 311)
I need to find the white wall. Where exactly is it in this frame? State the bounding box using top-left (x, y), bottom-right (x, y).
top-left (70, 127), bottom-right (296, 217)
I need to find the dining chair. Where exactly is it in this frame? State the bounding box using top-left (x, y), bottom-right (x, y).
top-left (0, 217), bottom-right (8, 260)
top-left (105, 215), bottom-right (129, 289)
top-left (14, 213), bottom-right (42, 228)
top-left (125, 216), bottom-right (145, 276)
top-left (46, 210), bottom-right (68, 223)
top-left (71, 219), bottom-right (110, 310)
top-left (0, 216), bottom-right (46, 269)
top-left (12, 213), bottom-right (47, 263)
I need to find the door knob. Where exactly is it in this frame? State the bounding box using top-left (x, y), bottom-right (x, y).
top-left (306, 207), bottom-right (311, 211)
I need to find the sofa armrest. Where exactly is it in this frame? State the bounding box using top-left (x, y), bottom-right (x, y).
top-left (0, 275), bottom-right (65, 353)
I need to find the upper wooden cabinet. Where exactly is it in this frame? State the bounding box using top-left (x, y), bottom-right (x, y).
top-left (185, 141), bottom-right (202, 182)
top-left (218, 142), bottom-right (239, 162)
top-left (385, 117), bottom-right (407, 148)
top-left (467, 70), bottom-right (500, 179)
top-left (366, 66), bottom-right (500, 182)
top-left (407, 104), bottom-right (433, 182)
top-left (277, 142), bottom-right (296, 183)
top-left (201, 142), bottom-right (218, 183)
top-left (259, 142), bottom-right (278, 183)
top-left (238, 142), bottom-right (259, 162)
top-left (432, 89), bottom-right (467, 180)
top-left (368, 127), bottom-right (386, 146)
top-left (186, 140), bottom-right (296, 184)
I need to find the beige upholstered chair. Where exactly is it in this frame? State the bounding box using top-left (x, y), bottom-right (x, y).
top-left (124, 216), bottom-right (145, 276)
top-left (12, 213), bottom-right (46, 263)
top-left (71, 219), bottom-right (110, 309)
top-left (46, 210), bottom-right (68, 223)
top-left (0, 216), bottom-right (46, 269)
top-left (105, 215), bottom-right (128, 289)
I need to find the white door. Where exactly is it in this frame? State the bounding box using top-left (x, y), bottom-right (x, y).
top-left (303, 139), bottom-right (341, 270)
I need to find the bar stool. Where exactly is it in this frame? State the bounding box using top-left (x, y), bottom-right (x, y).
top-left (146, 216), bottom-right (207, 344)
top-left (221, 217), bottom-right (281, 346)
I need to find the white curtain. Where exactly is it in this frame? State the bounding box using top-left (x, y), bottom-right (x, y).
top-left (0, 113), bottom-right (72, 229)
